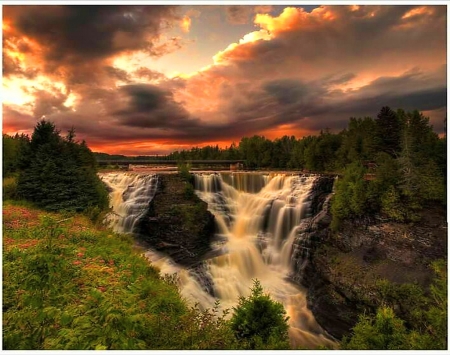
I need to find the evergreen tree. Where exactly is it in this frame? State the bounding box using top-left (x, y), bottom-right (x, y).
top-left (17, 120), bottom-right (109, 212)
top-left (375, 106), bottom-right (402, 157)
top-left (230, 280), bottom-right (290, 349)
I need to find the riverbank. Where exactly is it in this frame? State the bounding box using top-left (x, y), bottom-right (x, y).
top-left (2, 201), bottom-right (235, 350)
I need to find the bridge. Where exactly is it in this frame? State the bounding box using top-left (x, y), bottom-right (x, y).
top-left (97, 159), bottom-right (246, 170)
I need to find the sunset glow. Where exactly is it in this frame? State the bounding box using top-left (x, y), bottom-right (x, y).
top-left (2, 5), bottom-right (446, 155)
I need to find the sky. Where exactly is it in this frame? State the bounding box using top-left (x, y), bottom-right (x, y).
top-left (2, 4), bottom-right (447, 155)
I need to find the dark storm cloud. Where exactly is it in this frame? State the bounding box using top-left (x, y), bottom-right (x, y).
top-left (3, 5), bottom-right (180, 85)
top-left (218, 67), bottom-right (446, 135)
top-left (336, 87), bottom-right (447, 117)
top-left (5, 5), bottom-right (178, 62)
top-left (264, 79), bottom-right (310, 105)
top-left (113, 84), bottom-right (201, 129)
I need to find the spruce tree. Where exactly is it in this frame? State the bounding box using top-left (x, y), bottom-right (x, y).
top-left (17, 120), bottom-right (108, 212)
top-left (375, 106), bottom-right (402, 157)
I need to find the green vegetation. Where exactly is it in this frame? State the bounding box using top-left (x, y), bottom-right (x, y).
top-left (230, 280), bottom-right (290, 349)
top-left (5, 120), bottom-right (109, 213)
top-left (3, 133), bottom-right (29, 177)
top-left (342, 261), bottom-right (447, 350)
top-left (3, 203), bottom-right (229, 350)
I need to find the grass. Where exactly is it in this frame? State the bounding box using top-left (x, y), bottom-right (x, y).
top-left (2, 201), bottom-right (235, 350)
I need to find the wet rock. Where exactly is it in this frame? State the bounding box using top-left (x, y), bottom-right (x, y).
top-left (136, 174), bottom-right (216, 267)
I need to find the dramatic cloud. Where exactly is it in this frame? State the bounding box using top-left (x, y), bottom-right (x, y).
top-left (3, 5), bottom-right (447, 154)
top-left (3, 5), bottom-right (180, 85)
top-left (112, 84), bottom-right (199, 130)
top-left (178, 5), bottom-right (446, 135)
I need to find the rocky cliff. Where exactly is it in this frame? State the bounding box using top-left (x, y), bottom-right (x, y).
top-left (291, 179), bottom-right (447, 340)
top-left (136, 174), bottom-right (216, 267)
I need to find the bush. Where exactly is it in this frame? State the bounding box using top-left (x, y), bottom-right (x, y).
top-left (342, 307), bottom-right (409, 350)
top-left (342, 260), bottom-right (447, 350)
top-left (3, 176), bottom-right (18, 200)
top-left (331, 162), bottom-right (368, 231)
top-left (177, 162), bottom-right (193, 183)
top-left (184, 183), bottom-right (195, 199)
top-left (230, 280), bottom-right (290, 349)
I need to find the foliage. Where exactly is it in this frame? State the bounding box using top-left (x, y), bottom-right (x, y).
top-left (3, 175), bottom-right (18, 200)
top-left (342, 307), bottom-right (409, 350)
top-left (230, 279), bottom-right (290, 349)
top-left (2, 203), bottom-right (238, 350)
top-left (177, 162), bottom-right (193, 183)
top-left (374, 106), bottom-right (402, 157)
top-left (342, 260), bottom-right (447, 350)
top-left (15, 120), bottom-right (109, 212)
top-left (380, 186), bottom-right (408, 221)
top-left (330, 162), bottom-right (368, 231)
top-left (3, 133), bottom-right (29, 177)
top-left (183, 182), bottom-right (196, 200)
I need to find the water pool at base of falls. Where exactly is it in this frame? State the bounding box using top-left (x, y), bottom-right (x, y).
top-left (100, 172), bottom-right (336, 349)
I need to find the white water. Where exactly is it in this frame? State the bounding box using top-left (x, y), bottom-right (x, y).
top-left (101, 171), bottom-right (335, 349)
top-left (100, 173), bottom-right (159, 234)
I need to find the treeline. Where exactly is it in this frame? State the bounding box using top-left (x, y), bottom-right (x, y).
top-left (3, 121), bottom-right (108, 213)
top-left (168, 107), bottom-right (445, 173)
top-left (169, 107), bottom-right (446, 228)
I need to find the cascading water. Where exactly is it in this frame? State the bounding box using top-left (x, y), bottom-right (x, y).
top-left (100, 173), bottom-right (159, 234)
top-left (194, 172), bottom-right (335, 348)
top-left (101, 171), bottom-right (335, 349)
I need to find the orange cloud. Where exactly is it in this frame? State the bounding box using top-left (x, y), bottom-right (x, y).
top-left (180, 16), bottom-right (192, 32)
top-left (402, 6), bottom-right (434, 19)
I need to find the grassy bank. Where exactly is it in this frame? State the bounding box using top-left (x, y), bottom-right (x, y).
top-left (2, 201), bottom-right (236, 350)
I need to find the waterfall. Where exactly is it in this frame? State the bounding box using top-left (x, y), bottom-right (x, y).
top-left (193, 172), bottom-right (335, 348)
top-left (101, 171), bottom-right (335, 349)
top-left (100, 173), bottom-right (158, 234)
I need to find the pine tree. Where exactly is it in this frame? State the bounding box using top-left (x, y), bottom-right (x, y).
top-left (375, 106), bottom-right (402, 157)
top-left (17, 120), bottom-right (109, 212)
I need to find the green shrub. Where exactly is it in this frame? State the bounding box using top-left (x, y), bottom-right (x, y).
top-left (342, 261), bottom-right (447, 350)
top-left (342, 307), bottom-right (409, 350)
top-left (230, 280), bottom-right (290, 349)
top-left (16, 121), bottom-right (109, 212)
top-left (177, 162), bottom-right (193, 183)
top-left (184, 183), bottom-right (195, 199)
top-left (3, 176), bottom-right (18, 200)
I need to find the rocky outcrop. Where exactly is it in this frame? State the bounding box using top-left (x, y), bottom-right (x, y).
top-left (136, 174), bottom-right (216, 267)
top-left (290, 178), bottom-right (447, 340)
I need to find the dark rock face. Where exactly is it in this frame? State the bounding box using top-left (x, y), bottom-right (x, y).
top-left (136, 174), bottom-right (216, 268)
top-left (290, 177), bottom-right (447, 340)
